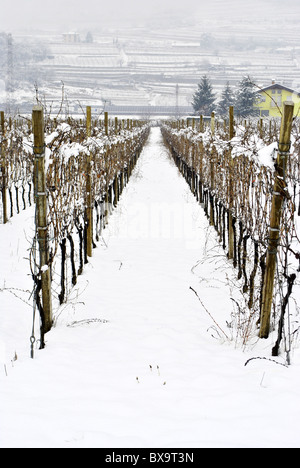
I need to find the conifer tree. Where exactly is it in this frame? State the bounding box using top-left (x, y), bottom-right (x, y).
top-left (192, 75), bottom-right (215, 115)
top-left (217, 81), bottom-right (235, 117)
top-left (235, 76), bottom-right (258, 117)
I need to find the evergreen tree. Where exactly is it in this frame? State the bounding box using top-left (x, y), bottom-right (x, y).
top-left (217, 81), bottom-right (235, 117)
top-left (192, 75), bottom-right (215, 115)
top-left (85, 31), bottom-right (94, 43)
top-left (235, 76), bottom-right (258, 117)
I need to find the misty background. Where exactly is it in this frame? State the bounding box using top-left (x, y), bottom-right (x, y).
top-left (1, 0), bottom-right (299, 31)
top-left (0, 0), bottom-right (300, 115)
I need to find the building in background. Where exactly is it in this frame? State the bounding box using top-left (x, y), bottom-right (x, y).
top-left (63, 33), bottom-right (81, 44)
top-left (255, 82), bottom-right (300, 117)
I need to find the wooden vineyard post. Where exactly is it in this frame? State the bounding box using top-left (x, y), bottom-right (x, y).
top-left (32, 106), bottom-right (52, 333)
top-left (104, 111), bottom-right (108, 136)
top-left (86, 106), bottom-right (93, 257)
top-left (210, 111), bottom-right (215, 136)
top-left (210, 145), bottom-right (215, 226)
top-left (228, 105), bottom-right (234, 259)
top-left (200, 115), bottom-right (204, 132)
top-left (198, 141), bottom-right (204, 203)
top-left (86, 105), bottom-right (91, 135)
top-left (209, 111), bottom-right (216, 225)
top-left (0, 111), bottom-right (8, 224)
top-left (259, 102), bottom-right (294, 339)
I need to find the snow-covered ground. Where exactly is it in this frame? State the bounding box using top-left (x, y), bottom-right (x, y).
top-left (1, 127), bottom-right (300, 448)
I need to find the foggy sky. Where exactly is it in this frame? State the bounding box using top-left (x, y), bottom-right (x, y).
top-left (1, 0), bottom-right (299, 33)
top-left (2, 0), bottom-right (197, 31)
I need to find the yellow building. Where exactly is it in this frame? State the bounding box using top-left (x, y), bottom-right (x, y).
top-left (255, 82), bottom-right (300, 117)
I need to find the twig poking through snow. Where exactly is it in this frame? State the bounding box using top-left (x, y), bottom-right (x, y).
top-left (244, 356), bottom-right (288, 368)
top-left (189, 286), bottom-right (230, 340)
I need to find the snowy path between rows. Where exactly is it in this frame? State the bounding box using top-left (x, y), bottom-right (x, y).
top-left (1, 127), bottom-right (300, 448)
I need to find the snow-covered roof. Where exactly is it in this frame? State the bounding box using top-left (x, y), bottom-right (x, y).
top-left (257, 83), bottom-right (300, 96)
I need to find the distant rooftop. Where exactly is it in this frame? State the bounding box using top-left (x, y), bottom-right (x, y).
top-left (258, 82), bottom-right (300, 96)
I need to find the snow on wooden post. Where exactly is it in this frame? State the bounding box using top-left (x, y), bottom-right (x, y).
top-left (0, 111), bottom-right (8, 224)
top-left (86, 106), bottom-right (93, 257)
top-left (228, 105), bottom-right (234, 259)
top-left (32, 106), bottom-right (52, 333)
top-left (259, 101), bottom-right (294, 339)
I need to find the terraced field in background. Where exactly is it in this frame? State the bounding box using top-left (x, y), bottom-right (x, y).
top-left (9, 15), bottom-right (300, 115)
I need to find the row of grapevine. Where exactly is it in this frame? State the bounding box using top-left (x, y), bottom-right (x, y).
top-left (0, 113), bottom-right (35, 222)
top-left (162, 106), bottom-right (300, 357)
top-left (1, 108), bottom-right (150, 349)
top-left (44, 113), bottom-right (149, 283)
top-left (0, 111), bottom-right (149, 223)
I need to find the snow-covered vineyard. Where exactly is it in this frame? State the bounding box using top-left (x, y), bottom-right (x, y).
top-left (1, 108), bottom-right (300, 448)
